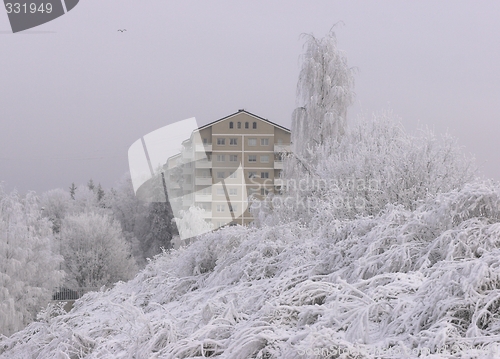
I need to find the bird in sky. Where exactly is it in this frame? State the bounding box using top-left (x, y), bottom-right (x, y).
top-left (118, 29), bottom-right (126, 32)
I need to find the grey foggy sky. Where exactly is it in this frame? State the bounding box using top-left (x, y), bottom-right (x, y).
top-left (1, 1), bottom-right (499, 194)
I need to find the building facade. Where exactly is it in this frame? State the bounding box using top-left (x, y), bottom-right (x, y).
top-left (166, 110), bottom-right (290, 228)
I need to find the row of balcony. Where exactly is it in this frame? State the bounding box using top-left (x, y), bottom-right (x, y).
top-left (182, 144), bottom-right (290, 156)
top-left (172, 177), bottom-right (285, 190)
top-left (181, 160), bottom-right (283, 171)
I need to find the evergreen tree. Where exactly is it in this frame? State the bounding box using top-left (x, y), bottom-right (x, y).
top-left (87, 179), bottom-right (95, 192)
top-left (96, 184), bottom-right (105, 204)
top-left (69, 183), bottom-right (77, 200)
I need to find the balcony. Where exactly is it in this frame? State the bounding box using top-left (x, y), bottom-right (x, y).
top-left (182, 150), bottom-right (193, 159)
top-left (195, 194), bottom-right (212, 202)
top-left (274, 160), bottom-right (284, 170)
top-left (196, 160), bottom-right (212, 168)
top-left (195, 144), bottom-right (212, 152)
top-left (198, 210), bottom-right (212, 219)
top-left (195, 177), bottom-right (212, 186)
top-left (274, 144), bottom-right (290, 153)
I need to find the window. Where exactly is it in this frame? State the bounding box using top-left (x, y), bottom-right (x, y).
top-left (253, 122), bottom-right (257, 129)
top-left (229, 121), bottom-right (233, 129)
top-left (229, 154), bottom-right (238, 162)
top-left (261, 172), bottom-right (269, 179)
top-left (216, 155), bottom-right (225, 162)
top-left (260, 155), bottom-right (269, 163)
top-left (249, 187), bottom-right (258, 195)
top-left (229, 204), bottom-right (237, 213)
top-left (261, 138), bottom-right (269, 146)
top-left (217, 138), bottom-right (225, 145)
top-left (230, 138), bottom-right (238, 145)
top-left (216, 204), bottom-right (225, 212)
top-left (237, 122), bottom-right (241, 129)
top-left (261, 188), bottom-right (270, 196)
top-left (248, 138), bottom-right (257, 146)
top-left (245, 122), bottom-right (249, 129)
top-left (217, 172), bottom-right (225, 179)
top-left (229, 171), bottom-right (237, 179)
top-left (248, 155), bottom-right (257, 162)
top-left (216, 188), bottom-right (225, 195)
top-left (248, 171), bottom-right (257, 178)
top-left (229, 188), bottom-right (237, 196)
top-left (203, 138), bottom-right (208, 144)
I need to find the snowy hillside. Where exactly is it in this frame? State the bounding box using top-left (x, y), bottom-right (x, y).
top-left (2, 179), bottom-right (500, 358)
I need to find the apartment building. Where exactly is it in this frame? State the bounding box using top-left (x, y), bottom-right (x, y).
top-left (166, 109), bottom-right (290, 228)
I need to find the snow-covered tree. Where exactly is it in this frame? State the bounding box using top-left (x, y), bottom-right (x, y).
top-left (291, 26), bottom-right (355, 158)
top-left (265, 113), bottom-right (477, 226)
top-left (0, 187), bottom-right (64, 336)
top-left (60, 212), bottom-right (137, 288)
top-left (39, 188), bottom-right (72, 234)
top-left (72, 185), bottom-right (102, 214)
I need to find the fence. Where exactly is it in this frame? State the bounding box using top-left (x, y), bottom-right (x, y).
top-left (52, 287), bottom-right (100, 301)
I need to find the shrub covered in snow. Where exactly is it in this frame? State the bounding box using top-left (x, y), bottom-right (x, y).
top-left (60, 212), bottom-right (138, 288)
top-left (268, 112), bottom-right (476, 229)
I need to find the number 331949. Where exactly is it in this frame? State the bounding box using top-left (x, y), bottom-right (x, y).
top-left (5, 3), bottom-right (53, 14)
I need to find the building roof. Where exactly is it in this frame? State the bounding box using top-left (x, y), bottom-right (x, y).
top-left (197, 109), bottom-right (291, 133)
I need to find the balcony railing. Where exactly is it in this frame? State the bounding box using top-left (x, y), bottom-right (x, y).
top-left (274, 160), bottom-right (284, 170)
top-left (195, 194), bottom-right (212, 202)
top-left (274, 144), bottom-right (290, 153)
top-left (198, 210), bottom-right (212, 218)
top-left (195, 144), bottom-right (212, 152)
top-left (196, 160), bottom-right (212, 168)
top-left (182, 150), bottom-right (193, 159)
top-left (195, 177), bottom-right (212, 185)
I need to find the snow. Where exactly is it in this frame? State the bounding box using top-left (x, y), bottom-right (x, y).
top-left (2, 179), bottom-right (500, 358)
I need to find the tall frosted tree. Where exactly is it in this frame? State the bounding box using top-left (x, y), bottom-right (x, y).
top-left (291, 27), bottom-right (355, 158)
top-left (0, 187), bottom-right (64, 336)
